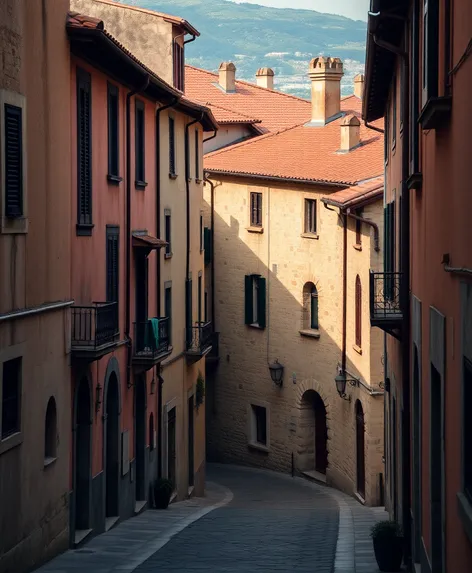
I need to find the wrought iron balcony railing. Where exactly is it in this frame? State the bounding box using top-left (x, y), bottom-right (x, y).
top-left (133, 317), bottom-right (170, 360)
top-left (186, 321), bottom-right (213, 355)
top-left (370, 271), bottom-right (403, 326)
top-left (71, 302), bottom-right (119, 350)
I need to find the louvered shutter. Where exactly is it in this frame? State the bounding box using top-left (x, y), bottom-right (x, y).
top-left (244, 275), bottom-right (253, 324)
top-left (169, 117), bottom-right (175, 174)
top-left (77, 69), bottom-right (92, 226)
top-left (204, 227), bottom-right (211, 265)
top-left (195, 130), bottom-right (199, 180)
top-left (4, 104), bottom-right (23, 218)
top-left (185, 278), bottom-right (192, 346)
top-left (106, 227), bottom-right (119, 303)
top-left (257, 193), bottom-right (262, 226)
top-left (257, 276), bottom-right (266, 328)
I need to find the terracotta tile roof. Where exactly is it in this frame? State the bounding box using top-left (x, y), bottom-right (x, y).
top-left (87, 0), bottom-right (199, 36)
top-left (204, 118), bottom-right (384, 186)
top-left (185, 65), bottom-right (311, 134)
top-left (322, 177), bottom-right (384, 208)
top-left (204, 103), bottom-right (262, 125)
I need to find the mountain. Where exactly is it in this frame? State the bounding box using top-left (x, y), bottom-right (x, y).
top-left (116, 0), bottom-right (367, 99)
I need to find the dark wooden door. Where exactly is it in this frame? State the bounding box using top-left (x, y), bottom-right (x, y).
top-left (188, 396), bottom-right (194, 487)
top-left (314, 393), bottom-right (328, 474)
top-left (356, 401), bottom-right (366, 498)
top-left (135, 377), bottom-right (146, 501)
top-left (167, 407), bottom-right (176, 490)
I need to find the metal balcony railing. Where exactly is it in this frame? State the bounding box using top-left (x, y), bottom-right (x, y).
top-left (133, 318), bottom-right (170, 359)
top-left (369, 271), bottom-right (403, 323)
top-left (71, 302), bottom-right (119, 348)
top-left (186, 321), bottom-right (213, 354)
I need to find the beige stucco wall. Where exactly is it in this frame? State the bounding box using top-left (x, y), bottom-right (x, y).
top-left (70, 0), bottom-right (175, 85)
top-left (0, 1), bottom-right (71, 571)
top-left (204, 175), bottom-right (384, 505)
top-left (204, 124), bottom-right (254, 153)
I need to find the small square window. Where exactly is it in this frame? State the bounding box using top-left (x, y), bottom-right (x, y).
top-left (251, 405), bottom-right (267, 446)
top-left (2, 357), bottom-right (21, 440)
top-left (304, 199), bottom-right (317, 234)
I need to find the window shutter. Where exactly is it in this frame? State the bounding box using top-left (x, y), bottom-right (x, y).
top-left (204, 227), bottom-right (211, 265)
top-left (4, 104), bottom-right (23, 218)
top-left (169, 117), bottom-right (175, 174)
top-left (195, 130), bottom-right (199, 180)
top-left (257, 277), bottom-right (266, 329)
top-left (355, 276), bottom-right (362, 347)
top-left (185, 279), bottom-right (192, 345)
top-left (311, 289), bottom-right (319, 329)
top-left (244, 275), bottom-right (253, 324)
top-left (77, 69), bottom-right (92, 226)
top-left (257, 193), bottom-right (262, 226)
top-left (106, 227), bottom-right (119, 303)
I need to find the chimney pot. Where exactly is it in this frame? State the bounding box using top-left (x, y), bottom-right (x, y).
top-left (218, 61), bottom-right (236, 92)
top-left (308, 56), bottom-right (344, 125)
top-left (354, 74), bottom-right (365, 99)
top-left (256, 67), bottom-right (275, 90)
top-left (340, 114), bottom-right (361, 151)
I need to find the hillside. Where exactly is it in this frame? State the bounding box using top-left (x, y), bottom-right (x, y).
top-left (116, 0), bottom-right (367, 98)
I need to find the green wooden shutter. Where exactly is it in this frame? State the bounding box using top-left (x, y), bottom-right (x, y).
top-left (257, 277), bottom-right (266, 329)
top-left (244, 275), bottom-right (253, 324)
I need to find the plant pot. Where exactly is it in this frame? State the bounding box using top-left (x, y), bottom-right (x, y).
top-left (153, 483), bottom-right (172, 509)
top-left (373, 536), bottom-right (404, 572)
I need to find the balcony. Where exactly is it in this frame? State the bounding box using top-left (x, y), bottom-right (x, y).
top-left (370, 271), bottom-right (403, 337)
top-left (185, 321), bottom-right (213, 364)
top-left (132, 318), bottom-right (171, 371)
top-left (71, 302), bottom-right (119, 361)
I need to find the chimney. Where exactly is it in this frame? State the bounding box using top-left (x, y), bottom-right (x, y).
top-left (308, 56), bottom-right (344, 125)
top-left (340, 114), bottom-right (361, 152)
top-left (256, 67), bottom-right (275, 90)
top-left (218, 62), bottom-right (236, 92)
top-left (354, 74), bottom-right (364, 99)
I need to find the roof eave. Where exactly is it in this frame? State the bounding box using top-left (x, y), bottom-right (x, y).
top-left (165, 17), bottom-right (200, 37)
top-left (204, 169), bottom-right (350, 188)
top-left (321, 189), bottom-right (383, 210)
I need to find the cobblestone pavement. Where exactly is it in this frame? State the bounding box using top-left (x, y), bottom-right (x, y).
top-left (35, 463), bottom-right (386, 573)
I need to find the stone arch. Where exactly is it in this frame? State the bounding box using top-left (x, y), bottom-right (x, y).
top-left (103, 359), bottom-right (121, 521)
top-left (103, 356), bottom-right (122, 414)
top-left (302, 282), bottom-right (319, 330)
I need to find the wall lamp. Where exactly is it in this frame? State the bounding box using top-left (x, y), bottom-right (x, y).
top-left (334, 371), bottom-right (359, 401)
top-left (269, 360), bottom-right (284, 386)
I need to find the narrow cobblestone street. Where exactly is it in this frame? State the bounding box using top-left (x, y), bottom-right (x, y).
top-left (36, 464), bottom-right (386, 573)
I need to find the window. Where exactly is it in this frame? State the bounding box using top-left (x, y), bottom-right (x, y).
top-left (422, 0), bottom-right (439, 106)
top-left (4, 103), bottom-right (23, 218)
top-left (200, 212), bottom-right (204, 251)
top-left (410, 0), bottom-right (420, 174)
top-left (164, 209), bottom-right (172, 258)
top-left (392, 75), bottom-right (397, 149)
top-left (173, 42), bottom-right (184, 91)
top-left (384, 107), bottom-right (389, 165)
top-left (185, 129), bottom-right (190, 180)
top-left (355, 218), bottom-right (362, 246)
top-left (1, 357), bottom-right (21, 439)
top-left (304, 199), bottom-right (317, 234)
top-left (198, 273), bottom-right (202, 324)
top-left (204, 291), bottom-right (208, 322)
top-left (167, 407), bottom-right (176, 489)
top-left (251, 405), bottom-right (267, 446)
top-left (250, 192), bottom-right (262, 227)
top-left (185, 278), bottom-right (193, 347)
top-left (302, 282), bottom-right (319, 331)
top-left (195, 130), bottom-right (200, 181)
top-left (169, 117), bottom-right (176, 176)
top-left (106, 226), bottom-right (119, 304)
top-left (244, 274), bottom-right (266, 328)
top-left (44, 397), bottom-right (57, 463)
top-left (165, 283), bottom-right (172, 344)
top-left (77, 68), bottom-right (92, 233)
top-left (135, 99), bottom-right (146, 187)
top-left (464, 358), bottom-right (472, 503)
top-left (384, 200), bottom-right (396, 300)
top-left (149, 413), bottom-right (155, 451)
top-left (107, 83), bottom-right (120, 181)
top-left (355, 275), bottom-right (362, 348)
top-left (204, 227), bottom-right (212, 265)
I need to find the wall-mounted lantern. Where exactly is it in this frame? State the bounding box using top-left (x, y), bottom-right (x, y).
top-left (334, 370), bottom-right (358, 401)
top-left (269, 360), bottom-right (284, 386)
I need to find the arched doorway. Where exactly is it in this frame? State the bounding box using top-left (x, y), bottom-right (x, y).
top-left (105, 373), bottom-right (120, 521)
top-left (135, 376), bottom-right (146, 502)
top-left (299, 390), bottom-right (328, 475)
top-left (75, 377), bottom-right (91, 533)
top-left (356, 400), bottom-right (366, 499)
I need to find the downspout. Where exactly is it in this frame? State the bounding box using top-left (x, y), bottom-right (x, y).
top-left (346, 209), bottom-right (380, 252)
top-left (203, 130), bottom-right (217, 143)
top-left (203, 172), bottom-right (216, 331)
top-left (364, 120), bottom-right (385, 134)
top-left (184, 34), bottom-right (197, 45)
top-left (125, 76), bottom-right (150, 389)
top-left (156, 97), bottom-right (179, 317)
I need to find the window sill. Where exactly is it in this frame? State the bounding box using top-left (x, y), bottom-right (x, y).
top-left (0, 431), bottom-right (23, 456)
top-left (301, 232), bottom-right (319, 240)
top-left (195, 179), bottom-right (202, 184)
top-left (135, 180), bottom-right (148, 190)
top-left (76, 223), bottom-right (94, 236)
top-left (353, 244), bottom-right (362, 251)
top-left (299, 329), bottom-right (320, 339)
top-left (457, 492), bottom-right (472, 545)
top-left (248, 441), bottom-right (269, 453)
top-left (44, 456), bottom-right (57, 469)
top-left (418, 96), bottom-right (452, 130)
top-left (164, 252), bottom-right (173, 260)
top-left (407, 172), bottom-right (423, 191)
top-left (248, 323), bottom-right (264, 330)
top-left (247, 226), bottom-right (263, 234)
top-left (169, 173), bottom-right (178, 180)
top-left (107, 174), bottom-right (123, 185)
top-left (1, 216), bottom-right (28, 235)
top-left (353, 344), bottom-right (363, 355)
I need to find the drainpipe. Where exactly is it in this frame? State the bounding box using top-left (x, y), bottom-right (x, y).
top-left (346, 209), bottom-right (380, 252)
top-left (126, 76), bottom-right (150, 389)
top-left (341, 212), bottom-right (348, 375)
top-left (184, 34), bottom-right (197, 45)
top-left (157, 374), bottom-right (164, 479)
top-left (156, 97), bottom-right (179, 316)
top-left (203, 130), bottom-right (217, 143)
top-left (203, 172), bottom-right (216, 331)
top-left (364, 120), bottom-right (385, 134)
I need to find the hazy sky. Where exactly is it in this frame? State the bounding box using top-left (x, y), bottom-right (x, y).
top-left (229, 0), bottom-right (370, 21)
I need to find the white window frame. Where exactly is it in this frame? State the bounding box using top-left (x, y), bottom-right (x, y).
top-left (247, 400), bottom-right (270, 452)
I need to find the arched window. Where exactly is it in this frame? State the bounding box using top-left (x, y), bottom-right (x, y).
top-left (149, 413), bottom-right (155, 451)
top-left (45, 397), bottom-right (57, 462)
top-left (303, 282), bottom-right (319, 330)
top-left (355, 275), bottom-right (362, 348)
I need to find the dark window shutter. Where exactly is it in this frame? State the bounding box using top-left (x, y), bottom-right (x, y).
top-left (106, 227), bottom-right (119, 303)
top-left (244, 275), bottom-right (253, 324)
top-left (204, 227), bottom-right (211, 265)
top-left (185, 279), bottom-right (192, 345)
top-left (185, 129), bottom-right (189, 179)
top-left (77, 68), bottom-right (92, 226)
top-left (257, 193), bottom-right (262, 226)
top-left (4, 104), bottom-right (23, 218)
top-left (257, 276), bottom-right (266, 329)
top-left (311, 287), bottom-right (319, 329)
top-left (107, 83), bottom-right (119, 177)
top-left (355, 275), bottom-right (362, 347)
top-left (195, 130), bottom-right (199, 180)
top-left (169, 117), bottom-right (175, 174)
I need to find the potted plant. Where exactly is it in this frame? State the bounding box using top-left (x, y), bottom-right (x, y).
top-left (196, 371), bottom-right (205, 408)
top-left (370, 520), bottom-right (403, 572)
top-left (153, 478), bottom-right (173, 509)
